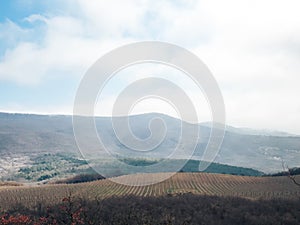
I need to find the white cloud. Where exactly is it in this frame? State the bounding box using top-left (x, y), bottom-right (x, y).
top-left (23, 14), bottom-right (47, 23)
top-left (0, 0), bottom-right (300, 133)
top-left (94, 63), bottom-right (211, 122)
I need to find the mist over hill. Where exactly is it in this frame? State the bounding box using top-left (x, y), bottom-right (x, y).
top-left (0, 112), bottom-right (299, 174)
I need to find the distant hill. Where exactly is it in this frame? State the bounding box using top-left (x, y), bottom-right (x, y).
top-left (181, 159), bottom-right (263, 176)
top-left (202, 122), bottom-right (299, 137)
top-left (0, 112), bottom-right (300, 174)
top-left (119, 158), bottom-right (264, 176)
top-left (268, 167), bottom-right (300, 177)
top-left (13, 155), bottom-right (264, 183)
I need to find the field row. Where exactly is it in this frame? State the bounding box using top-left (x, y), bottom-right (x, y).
top-left (0, 173), bottom-right (299, 209)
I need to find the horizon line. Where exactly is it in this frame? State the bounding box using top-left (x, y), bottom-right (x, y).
top-left (0, 110), bottom-right (298, 136)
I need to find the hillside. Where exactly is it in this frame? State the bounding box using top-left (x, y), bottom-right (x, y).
top-left (0, 172), bottom-right (299, 210)
top-left (0, 152), bottom-right (263, 182)
top-left (0, 112), bottom-right (300, 174)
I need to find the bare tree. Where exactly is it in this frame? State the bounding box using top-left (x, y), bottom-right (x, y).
top-left (282, 160), bottom-right (300, 187)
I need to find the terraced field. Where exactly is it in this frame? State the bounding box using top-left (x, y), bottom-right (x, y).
top-left (0, 173), bottom-right (299, 209)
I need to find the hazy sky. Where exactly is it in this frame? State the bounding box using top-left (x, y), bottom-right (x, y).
top-left (0, 0), bottom-right (300, 134)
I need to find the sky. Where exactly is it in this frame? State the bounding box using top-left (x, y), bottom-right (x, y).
top-left (0, 0), bottom-right (300, 134)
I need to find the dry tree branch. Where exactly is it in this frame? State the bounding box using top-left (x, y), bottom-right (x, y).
top-left (282, 160), bottom-right (300, 187)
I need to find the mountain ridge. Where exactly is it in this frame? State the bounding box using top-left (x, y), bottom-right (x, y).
top-left (0, 112), bottom-right (299, 173)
